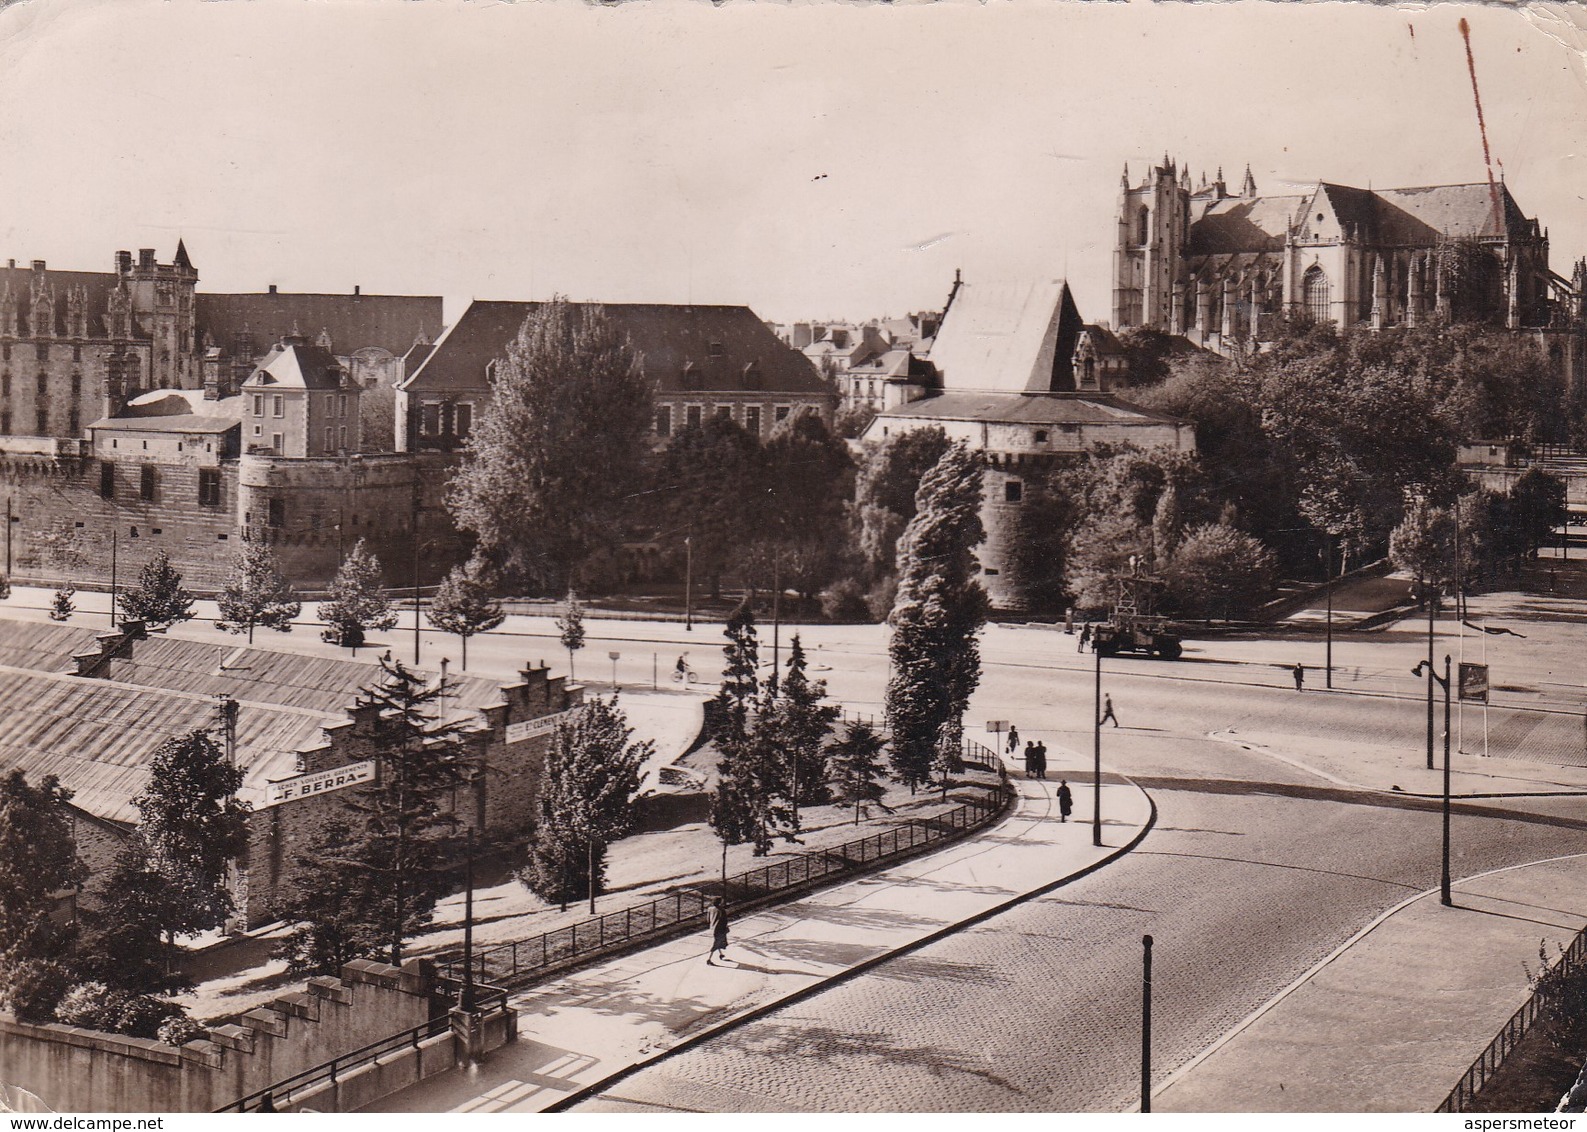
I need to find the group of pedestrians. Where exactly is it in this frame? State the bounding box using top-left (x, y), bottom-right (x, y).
top-left (1022, 738), bottom-right (1050, 779)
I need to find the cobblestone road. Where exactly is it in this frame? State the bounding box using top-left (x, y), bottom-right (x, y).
top-left (574, 669), bottom-right (1587, 1113)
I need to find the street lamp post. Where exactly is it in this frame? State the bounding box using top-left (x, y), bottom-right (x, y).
top-left (411, 483), bottom-right (422, 665)
top-left (1093, 647), bottom-right (1103, 848)
top-left (1425, 583), bottom-right (1437, 770)
top-left (1414, 655), bottom-right (1454, 906)
top-left (684, 535), bottom-right (693, 631)
top-left (1324, 533), bottom-right (1334, 689)
top-left (458, 828), bottom-right (476, 1012)
top-left (1141, 934), bottom-right (1154, 1114)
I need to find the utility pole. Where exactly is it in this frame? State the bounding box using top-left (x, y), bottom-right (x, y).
top-left (1141, 934), bottom-right (1154, 1114)
top-left (1425, 583), bottom-right (1436, 770)
top-left (1440, 654), bottom-right (1453, 907)
top-left (684, 535), bottom-right (694, 631)
top-left (109, 522), bottom-right (118, 628)
top-left (1093, 648), bottom-right (1103, 848)
top-left (5, 494), bottom-right (13, 576)
top-left (458, 828), bottom-right (476, 1011)
top-left (1324, 532), bottom-right (1333, 689)
top-left (411, 481), bottom-right (422, 665)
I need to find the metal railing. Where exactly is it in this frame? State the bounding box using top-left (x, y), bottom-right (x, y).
top-left (437, 743), bottom-right (1009, 990)
top-left (216, 982), bottom-right (508, 1114)
top-left (1437, 925), bottom-right (1587, 1112)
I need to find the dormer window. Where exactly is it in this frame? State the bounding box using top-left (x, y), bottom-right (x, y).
top-left (709, 341), bottom-right (724, 358)
top-left (682, 361), bottom-right (701, 389)
top-left (743, 362), bottom-right (761, 389)
top-left (1034, 430), bottom-right (1049, 443)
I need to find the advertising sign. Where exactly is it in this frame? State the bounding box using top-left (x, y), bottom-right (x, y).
top-left (1458, 662), bottom-right (1490, 703)
top-left (505, 707), bottom-right (583, 745)
top-left (265, 759), bottom-right (377, 806)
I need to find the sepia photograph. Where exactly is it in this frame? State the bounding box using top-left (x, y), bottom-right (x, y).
top-left (0, 0), bottom-right (1584, 1117)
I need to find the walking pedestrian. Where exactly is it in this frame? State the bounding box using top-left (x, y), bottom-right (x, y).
top-left (1023, 740), bottom-right (1037, 779)
top-left (1034, 740), bottom-right (1049, 780)
top-left (1078, 623), bottom-right (1092, 653)
top-left (705, 896), bottom-right (730, 965)
top-left (1007, 724), bottom-right (1020, 755)
top-left (1100, 694), bottom-right (1119, 728)
top-left (1057, 779), bottom-right (1074, 822)
top-left (1292, 662), bottom-right (1305, 692)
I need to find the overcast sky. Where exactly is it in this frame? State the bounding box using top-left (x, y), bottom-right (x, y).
top-left (0, 0), bottom-right (1582, 328)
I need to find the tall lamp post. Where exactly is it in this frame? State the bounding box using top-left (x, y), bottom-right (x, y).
top-left (1324, 532), bottom-right (1334, 689)
top-left (1424, 582), bottom-right (1437, 770)
top-left (684, 535), bottom-right (693, 631)
top-left (1414, 654), bottom-right (1454, 906)
top-left (1093, 646), bottom-right (1104, 848)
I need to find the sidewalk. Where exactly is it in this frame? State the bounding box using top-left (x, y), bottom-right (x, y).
top-left (371, 763), bottom-right (1155, 1113)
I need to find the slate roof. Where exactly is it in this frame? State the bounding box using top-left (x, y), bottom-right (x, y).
top-left (1188, 195), bottom-right (1306, 255)
top-left (1372, 183), bottom-right (1530, 243)
top-left (0, 264), bottom-right (131, 340)
top-left (923, 278), bottom-right (1085, 394)
top-left (403, 301), bottom-right (831, 398)
top-left (875, 391), bottom-right (1189, 427)
top-left (0, 622), bottom-right (103, 674)
top-left (87, 413), bottom-right (241, 435)
top-left (196, 292), bottom-right (443, 358)
top-left (244, 343), bottom-right (346, 390)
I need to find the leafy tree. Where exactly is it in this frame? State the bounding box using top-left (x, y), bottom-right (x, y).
top-left (849, 426), bottom-right (952, 585)
top-left (766, 636), bottom-right (839, 810)
top-left (75, 838), bottom-right (192, 995)
top-left (521, 696), bottom-right (649, 911)
top-left (276, 657), bottom-right (472, 970)
top-left (554, 589), bottom-right (586, 683)
top-left (1003, 470), bottom-right (1076, 615)
top-left (884, 441), bottom-right (989, 791)
top-left (318, 538), bottom-right (396, 649)
top-left (52, 980), bottom-right (188, 1040)
top-left (712, 689), bottom-right (795, 857)
top-left (0, 770), bottom-right (86, 1020)
top-left (48, 586), bottom-right (74, 622)
top-left (833, 401), bottom-right (878, 440)
top-left (118, 550), bottom-right (194, 630)
top-left (827, 719), bottom-right (889, 824)
top-left (1389, 499), bottom-right (1457, 599)
top-left (447, 299), bottom-right (654, 594)
top-left (428, 558), bottom-right (505, 670)
top-left (0, 574), bottom-right (9, 601)
top-left (656, 416), bottom-right (763, 600)
top-left (132, 730), bottom-right (251, 938)
top-left (1163, 523), bottom-right (1277, 622)
top-left (1509, 469), bottom-right (1566, 558)
top-left (750, 413), bottom-right (853, 596)
top-left (215, 539), bottom-right (301, 644)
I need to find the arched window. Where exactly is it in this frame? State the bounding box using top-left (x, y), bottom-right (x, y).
top-left (1136, 206), bottom-right (1150, 246)
top-left (1303, 266), bottom-right (1330, 324)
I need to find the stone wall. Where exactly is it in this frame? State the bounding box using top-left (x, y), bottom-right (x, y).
top-left (0, 958), bottom-right (436, 1113)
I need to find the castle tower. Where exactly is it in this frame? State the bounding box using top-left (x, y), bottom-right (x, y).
top-left (1241, 165), bottom-right (1258, 199)
top-left (28, 262), bottom-right (55, 339)
top-left (0, 280), bottom-right (15, 339)
top-left (125, 244), bottom-right (198, 390)
top-left (1112, 156), bottom-right (1189, 332)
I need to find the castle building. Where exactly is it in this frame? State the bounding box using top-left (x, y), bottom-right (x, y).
top-left (1111, 159), bottom-right (1585, 359)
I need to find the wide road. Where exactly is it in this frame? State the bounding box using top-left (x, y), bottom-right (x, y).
top-left (570, 644), bottom-right (1587, 1112)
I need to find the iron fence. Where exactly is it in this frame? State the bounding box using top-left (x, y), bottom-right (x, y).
top-left (437, 747), bottom-right (1009, 990)
top-left (1437, 925), bottom-right (1587, 1112)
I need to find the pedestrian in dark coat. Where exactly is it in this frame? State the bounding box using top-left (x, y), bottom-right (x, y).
top-left (1033, 740), bottom-right (1049, 780)
top-left (1292, 663), bottom-right (1305, 692)
top-left (1007, 724), bottom-right (1020, 754)
top-left (1057, 779), bottom-right (1074, 822)
top-left (1100, 694), bottom-right (1119, 727)
top-left (1078, 624), bottom-right (1092, 653)
top-left (1023, 740), bottom-right (1037, 778)
top-left (706, 896), bottom-right (730, 965)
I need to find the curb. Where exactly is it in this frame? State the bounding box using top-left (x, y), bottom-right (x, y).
top-left (1149, 850), bottom-right (1587, 1110)
top-left (544, 773), bottom-right (1159, 1113)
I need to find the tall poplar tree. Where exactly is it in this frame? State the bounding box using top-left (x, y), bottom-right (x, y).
top-left (446, 300), bottom-right (655, 593)
top-left (883, 441), bottom-right (989, 791)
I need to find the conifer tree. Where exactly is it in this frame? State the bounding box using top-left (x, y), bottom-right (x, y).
top-left (48, 586), bottom-right (74, 622)
top-left (554, 589), bottom-right (586, 683)
top-left (276, 657), bottom-right (471, 970)
top-left (770, 635), bottom-right (839, 812)
top-left (884, 441), bottom-right (989, 791)
top-left (712, 688), bottom-right (795, 857)
top-left (0, 574), bottom-right (9, 601)
top-left (215, 539), bottom-right (301, 644)
top-left (428, 558), bottom-right (505, 670)
top-left (827, 720), bottom-right (889, 824)
top-left (118, 551), bottom-right (194, 629)
top-left (521, 696), bottom-right (649, 911)
top-left (318, 538), bottom-right (396, 649)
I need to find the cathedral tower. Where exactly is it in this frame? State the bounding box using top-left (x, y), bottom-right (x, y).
top-left (1112, 157), bottom-right (1189, 331)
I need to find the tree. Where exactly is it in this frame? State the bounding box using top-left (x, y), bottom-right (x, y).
top-left (118, 551), bottom-right (193, 630)
top-left (132, 730), bottom-right (251, 939)
top-left (428, 558), bottom-right (505, 670)
top-left (1163, 523), bottom-right (1277, 622)
top-left (554, 589), bottom-right (586, 683)
top-left (318, 538), bottom-right (396, 649)
top-left (767, 635), bottom-right (839, 810)
top-left (1390, 499), bottom-right (1458, 599)
top-left (75, 838), bottom-right (192, 995)
top-left (48, 586), bottom-right (74, 621)
top-left (0, 770), bottom-right (86, 1018)
top-left (447, 300), bottom-right (655, 594)
top-left (884, 442), bottom-right (989, 791)
top-left (717, 597), bottom-right (760, 719)
top-left (0, 574), bottom-right (9, 601)
top-left (827, 719), bottom-right (889, 824)
top-left (276, 657), bottom-right (471, 970)
top-left (1509, 469), bottom-right (1567, 558)
top-left (215, 540), bottom-right (301, 644)
top-left (750, 413), bottom-right (853, 596)
top-left (712, 689), bottom-right (796, 857)
top-left (521, 696), bottom-right (649, 911)
top-left (849, 426), bottom-right (952, 585)
top-left (656, 416), bottom-right (763, 599)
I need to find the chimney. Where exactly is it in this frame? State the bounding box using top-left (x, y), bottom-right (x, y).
top-left (268, 284), bottom-right (277, 295)
top-left (115, 251), bottom-right (132, 275)
top-left (138, 249), bottom-right (155, 270)
top-left (353, 285), bottom-right (361, 296)
top-left (6, 259), bottom-right (13, 270)
top-left (30, 260), bottom-right (45, 273)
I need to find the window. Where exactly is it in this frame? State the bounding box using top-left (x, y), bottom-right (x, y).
top-left (1082, 358), bottom-right (1097, 389)
top-left (68, 409), bottom-right (79, 435)
top-left (1, 372), bottom-right (8, 396)
top-left (267, 497), bottom-right (285, 528)
top-left (454, 402), bottom-right (472, 439)
top-left (129, 526), bottom-right (139, 539)
top-left (252, 394), bottom-right (264, 416)
top-left (338, 426), bottom-right (348, 450)
top-left (151, 528), bottom-right (162, 536)
top-left (325, 426), bottom-right (334, 452)
top-left (420, 402), bottom-right (441, 436)
top-left (745, 406), bottom-right (761, 435)
top-left (272, 394), bottom-right (285, 417)
top-left (653, 406), bottom-right (672, 437)
top-left (715, 404), bottom-right (733, 420)
top-left (100, 462), bottom-right (114, 498)
top-left (70, 372), bottom-right (80, 397)
top-left (140, 464), bottom-right (157, 502)
top-left (1137, 206), bottom-right (1150, 246)
top-left (774, 405), bottom-right (791, 423)
top-left (709, 341), bottom-right (724, 357)
top-left (338, 394), bottom-right (348, 418)
top-left (35, 341), bottom-right (47, 362)
top-left (1, 343), bottom-right (8, 361)
top-left (199, 467), bottom-right (221, 506)
top-left (324, 394), bottom-right (335, 416)
top-left (72, 344), bottom-right (81, 362)
top-left (35, 408), bottom-right (47, 434)
top-left (1303, 265), bottom-right (1330, 324)
top-left (36, 372), bottom-right (47, 397)
top-left (271, 432), bottom-right (282, 452)
top-left (686, 405), bottom-right (702, 429)
top-left (252, 424), bottom-right (262, 437)
top-left (1034, 430), bottom-right (1049, 443)
top-left (0, 411), bottom-right (9, 435)
top-left (1005, 481), bottom-right (1023, 503)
